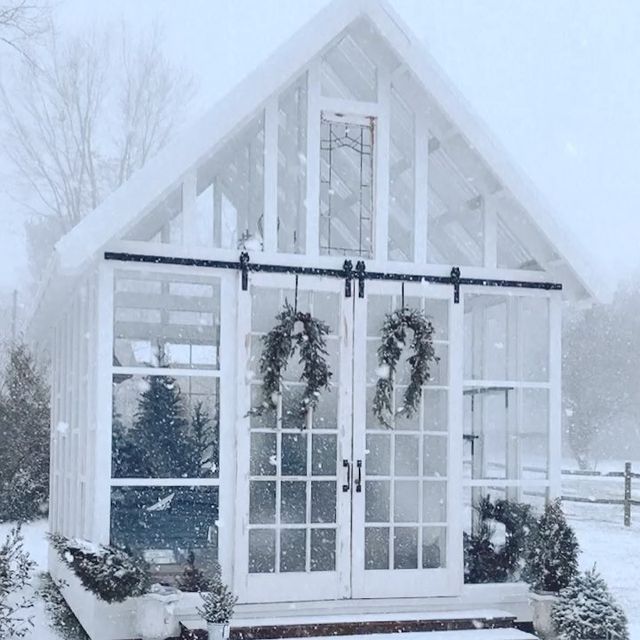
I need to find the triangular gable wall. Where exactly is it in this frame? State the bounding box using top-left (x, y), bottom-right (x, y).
top-left (51, 0), bottom-right (608, 303)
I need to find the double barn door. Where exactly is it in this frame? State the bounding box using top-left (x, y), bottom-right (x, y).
top-left (235, 273), bottom-right (462, 603)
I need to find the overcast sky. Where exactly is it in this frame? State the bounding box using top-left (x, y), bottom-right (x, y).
top-left (1, 0), bottom-right (639, 295)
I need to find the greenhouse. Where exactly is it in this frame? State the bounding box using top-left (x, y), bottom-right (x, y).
top-left (29, 0), bottom-right (606, 637)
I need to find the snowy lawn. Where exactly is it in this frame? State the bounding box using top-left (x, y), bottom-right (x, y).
top-left (2, 509), bottom-right (639, 639)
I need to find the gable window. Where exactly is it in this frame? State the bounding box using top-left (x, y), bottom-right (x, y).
top-left (319, 113), bottom-right (374, 258)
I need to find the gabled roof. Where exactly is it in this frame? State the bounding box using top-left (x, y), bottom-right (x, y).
top-left (51, 0), bottom-right (610, 303)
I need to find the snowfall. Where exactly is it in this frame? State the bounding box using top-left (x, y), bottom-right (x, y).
top-left (3, 471), bottom-right (639, 639)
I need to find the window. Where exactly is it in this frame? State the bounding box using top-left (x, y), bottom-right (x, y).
top-left (111, 269), bottom-right (222, 574)
top-left (463, 293), bottom-right (551, 484)
top-left (320, 114), bottom-right (374, 258)
top-left (195, 114), bottom-right (265, 250)
top-left (388, 88), bottom-right (415, 262)
top-left (278, 75), bottom-right (308, 254)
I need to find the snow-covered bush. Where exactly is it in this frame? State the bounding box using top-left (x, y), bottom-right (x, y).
top-left (0, 526), bottom-right (35, 638)
top-left (49, 533), bottom-right (150, 603)
top-left (196, 563), bottom-right (237, 624)
top-left (524, 499), bottom-right (579, 592)
top-left (552, 567), bottom-right (628, 640)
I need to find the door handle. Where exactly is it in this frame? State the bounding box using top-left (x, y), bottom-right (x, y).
top-left (355, 459), bottom-right (362, 493)
top-left (342, 459), bottom-right (351, 492)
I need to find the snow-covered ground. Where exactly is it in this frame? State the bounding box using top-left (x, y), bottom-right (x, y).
top-left (2, 501), bottom-right (639, 639)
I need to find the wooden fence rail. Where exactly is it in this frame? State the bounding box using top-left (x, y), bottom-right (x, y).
top-left (561, 461), bottom-right (638, 527)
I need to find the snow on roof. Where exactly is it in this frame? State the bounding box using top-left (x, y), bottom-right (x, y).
top-left (50, 0), bottom-right (610, 303)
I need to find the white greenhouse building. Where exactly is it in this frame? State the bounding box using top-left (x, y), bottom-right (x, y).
top-left (30, 0), bottom-right (606, 638)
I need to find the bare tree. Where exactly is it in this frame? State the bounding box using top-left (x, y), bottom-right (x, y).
top-left (1, 21), bottom-right (196, 279)
top-left (0, 1), bottom-right (49, 60)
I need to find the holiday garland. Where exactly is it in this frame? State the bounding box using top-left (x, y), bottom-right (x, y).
top-left (251, 301), bottom-right (332, 422)
top-left (372, 307), bottom-right (437, 428)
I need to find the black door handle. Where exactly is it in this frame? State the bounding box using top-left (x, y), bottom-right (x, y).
top-left (342, 459), bottom-right (351, 492)
top-left (355, 459), bottom-right (362, 493)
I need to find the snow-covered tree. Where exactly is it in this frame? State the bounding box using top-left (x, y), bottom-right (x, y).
top-left (1, 21), bottom-right (196, 281)
top-left (524, 499), bottom-right (579, 593)
top-left (0, 526), bottom-right (35, 638)
top-left (0, 341), bottom-right (49, 522)
top-left (552, 567), bottom-right (628, 640)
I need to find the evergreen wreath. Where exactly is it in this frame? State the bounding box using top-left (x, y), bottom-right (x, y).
top-left (251, 301), bottom-right (332, 422)
top-left (372, 307), bottom-right (437, 428)
top-left (464, 496), bottom-right (535, 583)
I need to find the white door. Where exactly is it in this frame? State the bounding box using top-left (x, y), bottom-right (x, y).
top-left (351, 280), bottom-right (462, 598)
top-left (235, 274), bottom-right (353, 602)
top-left (236, 276), bottom-right (462, 603)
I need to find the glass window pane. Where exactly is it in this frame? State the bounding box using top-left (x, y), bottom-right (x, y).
top-left (365, 527), bottom-right (389, 570)
top-left (196, 113), bottom-right (264, 250)
top-left (423, 435), bottom-right (447, 478)
top-left (281, 481), bottom-right (307, 524)
top-left (278, 75), bottom-right (307, 254)
top-left (112, 375), bottom-right (219, 479)
top-left (423, 389), bottom-right (448, 432)
top-left (365, 480), bottom-right (390, 522)
top-left (422, 526), bottom-right (446, 568)
top-left (310, 528), bottom-right (336, 571)
top-left (321, 33), bottom-right (377, 102)
top-left (520, 388), bottom-right (549, 479)
top-left (250, 432), bottom-right (277, 476)
top-left (423, 481), bottom-right (447, 523)
top-left (366, 434), bottom-right (391, 476)
top-left (394, 435), bottom-right (420, 476)
top-left (520, 297), bottom-right (550, 382)
top-left (282, 433), bottom-right (308, 476)
top-left (114, 272), bottom-right (220, 369)
top-left (110, 486), bottom-right (218, 570)
top-left (280, 529), bottom-right (306, 573)
top-left (249, 529), bottom-right (276, 573)
top-left (427, 137), bottom-right (484, 266)
top-left (312, 434), bottom-right (337, 476)
top-left (388, 88), bottom-right (415, 262)
top-left (393, 527), bottom-right (418, 569)
top-left (311, 481), bottom-right (336, 523)
top-left (249, 481), bottom-right (276, 524)
top-left (394, 481), bottom-right (419, 522)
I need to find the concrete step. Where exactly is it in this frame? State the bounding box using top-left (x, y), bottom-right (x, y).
top-left (229, 609), bottom-right (519, 639)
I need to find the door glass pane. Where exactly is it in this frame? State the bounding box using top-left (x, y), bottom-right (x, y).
top-left (249, 529), bottom-right (275, 573)
top-left (282, 433), bottom-right (307, 476)
top-left (310, 529), bottom-right (336, 571)
top-left (423, 481), bottom-right (447, 523)
top-left (395, 435), bottom-right (420, 476)
top-left (366, 434), bottom-right (391, 476)
top-left (365, 527), bottom-right (390, 570)
top-left (280, 529), bottom-right (307, 572)
top-left (365, 480), bottom-right (390, 522)
top-left (249, 481), bottom-right (276, 524)
top-left (312, 434), bottom-right (337, 476)
top-left (422, 527), bottom-right (446, 568)
top-left (250, 432), bottom-right (276, 476)
top-left (281, 481), bottom-right (306, 524)
top-left (394, 527), bottom-right (418, 569)
top-left (394, 481), bottom-right (419, 522)
top-left (311, 482), bottom-right (337, 523)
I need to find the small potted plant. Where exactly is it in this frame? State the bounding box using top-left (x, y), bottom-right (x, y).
top-left (196, 563), bottom-right (237, 640)
top-left (524, 499), bottom-right (579, 639)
